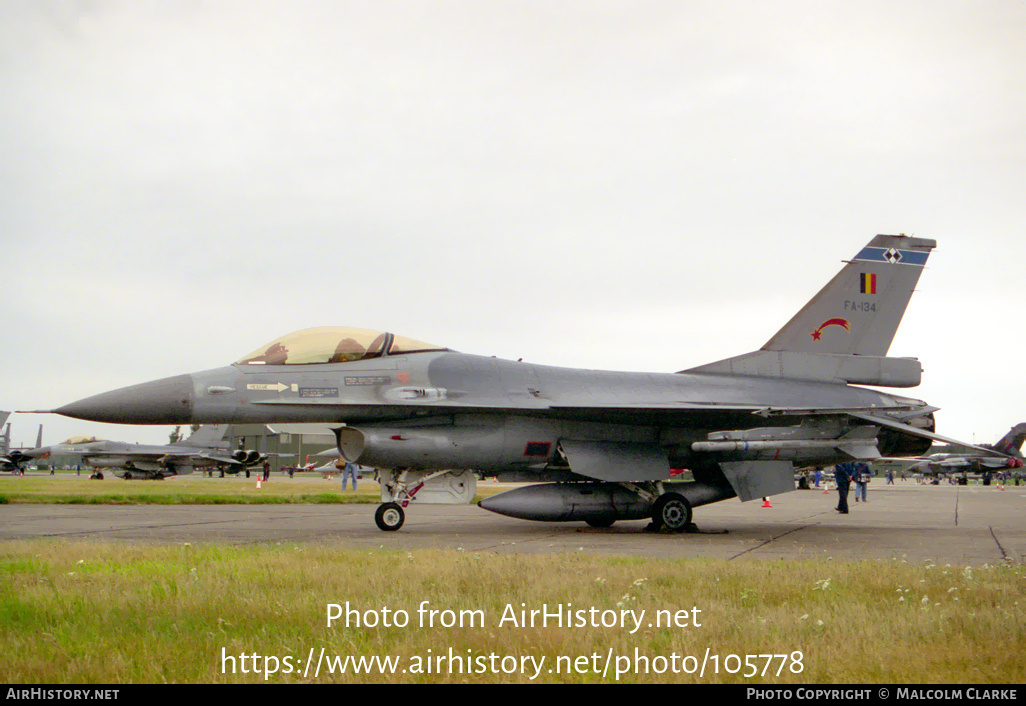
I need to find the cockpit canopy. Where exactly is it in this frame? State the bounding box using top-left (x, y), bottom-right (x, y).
top-left (62, 436), bottom-right (104, 444)
top-left (235, 327), bottom-right (449, 366)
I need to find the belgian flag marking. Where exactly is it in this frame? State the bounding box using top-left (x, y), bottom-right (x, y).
top-left (860, 272), bottom-right (877, 294)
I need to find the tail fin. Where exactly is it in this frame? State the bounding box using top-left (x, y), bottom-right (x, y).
top-left (178, 424), bottom-right (228, 448)
top-left (763, 234), bottom-right (935, 356)
top-left (0, 412), bottom-right (10, 454)
top-left (687, 235), bottom-right (936, 387)
top-left (993, 423), bottom-right (1026, 458)
top-left (34, 424), bottom-right (43, 449)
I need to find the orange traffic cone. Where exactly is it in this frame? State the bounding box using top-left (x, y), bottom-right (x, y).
top-left (256, 479), bottom-right (262, 489)
top-left (762, 497), bottom-right (773, 508)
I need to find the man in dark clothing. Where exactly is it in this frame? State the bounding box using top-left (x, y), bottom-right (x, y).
top-left (834, 462), bottom-right (854, 514)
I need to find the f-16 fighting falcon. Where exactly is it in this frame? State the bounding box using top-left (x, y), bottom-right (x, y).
top-left (22, 424), bottom-right (266, 480)
top-left (48, 235), bottom-right (999, 531)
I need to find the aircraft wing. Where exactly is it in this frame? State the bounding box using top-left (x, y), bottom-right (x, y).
top-left (154, 452), bottom-right (216, 465)
top-left (197, 453), bottom-right (244, 465)
top-left (927, 456), bottom-right (1018, 470)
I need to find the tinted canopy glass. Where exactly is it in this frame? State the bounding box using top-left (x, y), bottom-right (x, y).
top-left (236, 327), bottom-right (447, 365)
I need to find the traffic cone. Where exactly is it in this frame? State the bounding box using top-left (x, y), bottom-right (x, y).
top-left (762, 497), bottom-right (773, 508)
top-left (256, 479), bottom-right (262, 489)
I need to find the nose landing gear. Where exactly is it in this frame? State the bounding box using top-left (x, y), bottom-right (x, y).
top-left (374, 502), bottom-right (405, 531)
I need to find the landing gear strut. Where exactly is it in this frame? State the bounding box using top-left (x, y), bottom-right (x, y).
top-left (370, 468), bottom-right (476, 531)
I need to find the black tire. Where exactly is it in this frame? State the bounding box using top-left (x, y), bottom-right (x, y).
top-left (651, 493), bottom-right (692, 532)
top-left (585, 516), bottom-right (616, 528)
top-left (374, 503), bottom-right (405, 531)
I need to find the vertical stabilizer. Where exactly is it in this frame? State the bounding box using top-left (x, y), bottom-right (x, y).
top-left (179, 424), bottom-right (228, 448)
top-left (762, 235), bottom-right (935, 357)
top-left (34, 424), bottom-right (43, 449)
top-left (993, 423), bottom-right (1026, 458)
top-left (685, 235), bottom-right (935, 386)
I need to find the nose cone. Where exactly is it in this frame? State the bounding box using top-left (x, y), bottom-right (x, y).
top-left (55, 374), bottom-right (194, 424)
top-left (22, 445), bottom-right (51, 459)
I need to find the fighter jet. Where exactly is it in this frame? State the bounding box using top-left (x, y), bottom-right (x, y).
top-left (879, 423), bottom-right (1026, 476)
top-left (49, 234), bottom-right (999, 531)
top-left (0, 412), bottom-right (42, 473)
top-left (23, 424), bottom-right (265, 479)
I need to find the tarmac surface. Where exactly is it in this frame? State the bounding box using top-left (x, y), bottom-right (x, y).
top-left (2, 479), bottom-right (1024, 564)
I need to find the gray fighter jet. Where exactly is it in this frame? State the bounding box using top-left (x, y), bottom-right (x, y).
top-left (23, 424), bottom-right (264, 479)
top-left (49, 235), bottom-right (999, 530)
top-left (880, 423), bottom-right (1026, 475)
top-left (0, 412), bottom-right (42, 473)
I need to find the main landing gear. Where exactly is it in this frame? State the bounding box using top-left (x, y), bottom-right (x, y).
top-left (647, 492), bottom-right (695, 533)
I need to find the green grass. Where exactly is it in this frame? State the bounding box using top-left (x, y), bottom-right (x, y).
top-left (1, 540), bottom-right (1023, 684)
top-left (0, 475), bottom-right (506, 505)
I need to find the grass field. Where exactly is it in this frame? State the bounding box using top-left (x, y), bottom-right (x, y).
top-left (0, 474), bottom-right (508, 505)
top-left (1, 539), bottom-right (1023, 684)
top-left (2, 474), bottom-right (1023, 684)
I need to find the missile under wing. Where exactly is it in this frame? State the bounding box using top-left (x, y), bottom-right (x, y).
top-left (53, 235), bottom-right (993, 531)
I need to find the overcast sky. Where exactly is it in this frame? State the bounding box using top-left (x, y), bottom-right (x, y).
top-left (2, 1), bottom-right (1023, 449)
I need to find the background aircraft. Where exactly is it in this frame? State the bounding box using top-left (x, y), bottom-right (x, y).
top-left (0, 412), bottom-right (43, 473)
top-left (23, 424), bottom-right (267, 479)
top-left (279, 454), bottom-right (318, 474)
top-left (51, 235), bottom-right (1004, 530)
top-left (877, 423), bottom-right (1026, 477)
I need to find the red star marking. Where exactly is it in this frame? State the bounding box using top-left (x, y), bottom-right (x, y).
top-left (810, 318), bottom-right (850, 342)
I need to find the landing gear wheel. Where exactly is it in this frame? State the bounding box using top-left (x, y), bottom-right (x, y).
top-left (651, 493), bottom-right (692, 533)
top-left (586, 516), bottom-right (616, 528)
top-left (374, 502), bottom-right (405, 531)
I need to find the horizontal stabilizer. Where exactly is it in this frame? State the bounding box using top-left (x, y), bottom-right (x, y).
top-left (848, 412), bottom-right (1007, 458)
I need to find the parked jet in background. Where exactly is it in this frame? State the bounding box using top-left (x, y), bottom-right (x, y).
top-left (280, 454), bottom-right (319, 474)
top-left (0, 412), bottom-right (43, 473)
top-left (880, 423), bottom-right (1026, 475)
top-left (49, 235), bottom-right (1002, 530)
top-left (23, 424), bottom-right (266, 479)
